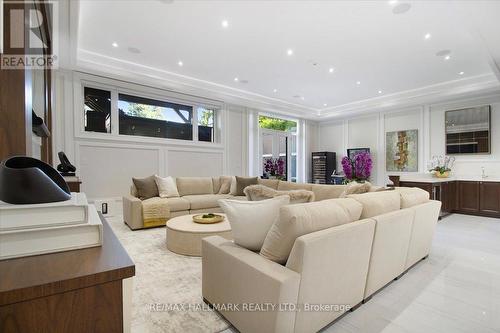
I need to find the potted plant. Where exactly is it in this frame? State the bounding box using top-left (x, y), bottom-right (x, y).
top-left (263, 158), bottom-right (286, 180)
top-left (428, 155), bottom-right (455, 178)
top-left (341, 151), bottom-right (372, 183)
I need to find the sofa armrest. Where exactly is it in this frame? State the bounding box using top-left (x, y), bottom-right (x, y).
top-left (202, 236), bottom-right (300, 333)
top-left (122, 195), bottom-right (143, 230)
top-left (285, 219), bottom-right (375, 333)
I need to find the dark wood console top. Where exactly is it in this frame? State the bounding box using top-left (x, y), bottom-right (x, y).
top-left (0, 214), bottom-right (135, 306)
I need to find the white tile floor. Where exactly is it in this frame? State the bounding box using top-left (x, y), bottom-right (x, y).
top-left (221, 213), bottom-right (500, 333)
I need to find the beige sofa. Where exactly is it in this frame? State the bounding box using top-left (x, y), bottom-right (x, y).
top-left (202, 188), bottom-right (441, 333)
top-left (122, 177), bottom-right (346, 230)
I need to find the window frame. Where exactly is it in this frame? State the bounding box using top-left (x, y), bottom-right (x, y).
top-left (74, 73), bottom-right (223, 148)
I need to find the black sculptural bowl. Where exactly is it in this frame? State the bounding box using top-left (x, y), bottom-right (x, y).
top-left (0, 156), bottom-right (71, 204)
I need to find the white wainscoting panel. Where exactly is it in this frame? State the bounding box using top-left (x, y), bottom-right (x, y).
top-left (166, 149), bottom-right (224, 177)
top-left (78, 143), bottom-right (161, 198)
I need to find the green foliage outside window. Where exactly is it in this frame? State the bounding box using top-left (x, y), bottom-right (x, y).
top-left (259, 115), bottom-right (296, 132)
top-left (125, 103), bottom-right (165, 120)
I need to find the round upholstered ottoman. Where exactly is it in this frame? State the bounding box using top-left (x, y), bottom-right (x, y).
top-left (166, 214), bottom-right (232, 256)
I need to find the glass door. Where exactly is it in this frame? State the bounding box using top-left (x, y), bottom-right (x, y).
top-left (261, 129), bottom-right (294, 181)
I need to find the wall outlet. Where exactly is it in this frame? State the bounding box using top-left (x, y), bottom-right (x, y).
top-left (101, 202), bottom-right (108, 214)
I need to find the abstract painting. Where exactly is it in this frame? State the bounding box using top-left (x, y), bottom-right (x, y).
top-left (386, 129), bottom-right (418, 172)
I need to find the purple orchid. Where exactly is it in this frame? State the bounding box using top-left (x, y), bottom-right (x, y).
top-left (341, 152), bottom-right (372, 182)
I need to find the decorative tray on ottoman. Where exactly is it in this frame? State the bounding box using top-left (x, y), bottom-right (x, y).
top-left (192, 213), bottom-right (224, 224)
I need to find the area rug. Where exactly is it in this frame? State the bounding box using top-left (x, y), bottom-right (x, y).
top-left (106, 216), bottom-right (231, 333)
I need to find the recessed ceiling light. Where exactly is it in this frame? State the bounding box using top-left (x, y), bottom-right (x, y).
top-left (424, 33), bottom-right (431, 40)
top-left (300, 96), bottom-right (305, 101)
top-left (459, 71), bottom-right (464, 75)
top-left (392, 3), bottom-right (411, 14)
top-left (378, 90), bottom-right (383, 94)
top-left (388, 0), bottom-right (398, 4)
top-left (221, 20), bottom-right (229, 28)
top-left (356, 81), bottom-right (361, 85)
top-left (177, 60), bottom-right (183, 67)
top-left (233, 77), bottom-right (239, 82)
top-left (328, 67), bottom-right (334, 73)
top-left (444, 55), bottom-right (451, 60)
top-left (273, 89), bottom-right (278, 93)
top-left (323, 103), bottom-right (328, 107)
top-left (112, 42), bottom-right (118, 48)
top-left (287, 49), bottom-right (294, 56)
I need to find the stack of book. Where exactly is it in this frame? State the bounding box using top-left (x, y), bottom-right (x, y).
top-left (0, 193), bottom-right (103, 260)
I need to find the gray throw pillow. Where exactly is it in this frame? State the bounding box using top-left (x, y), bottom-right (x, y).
top-left (235, 176), bottom-right (258, 196)
top-left (132, 176), bottom-right (159, 200)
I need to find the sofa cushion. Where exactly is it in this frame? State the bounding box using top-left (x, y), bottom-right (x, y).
top-left (165, 197), bottom-right (190, 212)
top-left (244, 185), bottom-right (315, 204)
top-left (339, 181), bottom-right (372, 198)
top-left (132, 176), bottom-right (159, 200)
top-left (257, 178), bottom-right (280, 190)
top-left (212, 177), bottom-right (222, 194)
top-left (176, 177), bottom-right (214, 196)
top-left (348, 191), bottom-right (401, 219)
top-left (183, 194), bottom-right (232, 210)
top-left (260, 198), bottom-right (363, 264)
top-left (219, 196), bottom-right (290, 251)
top-left (395, 187), bottom-right (430, 208)
top-left (311, 184), bottom-right (346, 201)
top-left (277, 181), bottom-right (313, 191)
top-left (155, 175), bottom-right (180, 198)
top-left (217, 176), bottom-right (233, 194)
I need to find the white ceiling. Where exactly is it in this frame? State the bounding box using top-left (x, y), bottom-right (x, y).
top-left (76, 0), bottom-right (500, 118)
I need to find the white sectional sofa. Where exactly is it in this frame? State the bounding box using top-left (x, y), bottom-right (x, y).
top-left (122, 177), bottom-right (346, 230)
top-left (202, 188), bottom-right (441, 333)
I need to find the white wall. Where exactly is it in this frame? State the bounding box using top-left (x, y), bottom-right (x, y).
top-left (318, 94), bottom-right (500, 185)
top-left (53, 70), bottom-right (249, 201)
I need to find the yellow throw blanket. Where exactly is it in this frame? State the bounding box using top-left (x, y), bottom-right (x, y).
top-left (142, 197), bottom-right (171, 228)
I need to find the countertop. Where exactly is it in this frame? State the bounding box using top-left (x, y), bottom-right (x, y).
top-left (399, 175), bottom-right (500, 183)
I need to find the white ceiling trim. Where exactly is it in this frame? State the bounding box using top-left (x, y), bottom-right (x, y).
top-left (76, 49), bottom-right (318, 119)
top-left (317, 73), bottom-right (500, 120)
top-left (76, 48), bottom-right (500, 122)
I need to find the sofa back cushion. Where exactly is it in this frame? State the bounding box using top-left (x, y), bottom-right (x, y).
top-left (257, 178), bottom-right (280, 190)
top-left (176, 177), bottom-right (214, 196)
top-left (277, 181), bottom-right (313, 191)
top-left (348, 191), bottom-right (401, 219)
top-left (219, 195), bottom-right (290, 251)
top-left (260, 198), bottom-right (363, 264)
top-left (311, 184), bottom-right (346, 201)
top-left (395, 187), bottom-right (429, 208)
top-left (244, 184), bottom-right (315, 204)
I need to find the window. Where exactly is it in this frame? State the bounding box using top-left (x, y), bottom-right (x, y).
top-left (84, 87), bottom-right (111, 133)
top-left (118, 94), bottom-right (193, 140)
top-left (197, 107), bottom-right (215, 142)
top-left (258, 115), bottom-right (297, 132)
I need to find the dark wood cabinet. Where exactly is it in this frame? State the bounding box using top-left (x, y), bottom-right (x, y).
top-left (441, 181), bottom-right (457, 213)
top-left (458, 181), bottom-right (480, 214)
top-left (394, 176), bottom-right (500, 218)
top-left (479, 182), bottom-right (500, 215)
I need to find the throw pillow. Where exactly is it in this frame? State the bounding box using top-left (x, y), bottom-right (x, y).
top-left (260, 198), bottom-right (363, 264)
top-left (154, 175), bottom-right (179, 198)
top-left (244, 184), bottom-right (315, 204)
top-left (218, 176), bottom-right (233, 194)
top-left (339, 181), bottom-right (372, 198)
top-left (218, 195), bottom-right (290, 251)
top-left (132, 176), bottom-right (159, 200)
top-left (236, 176), bottom-right (258, 195)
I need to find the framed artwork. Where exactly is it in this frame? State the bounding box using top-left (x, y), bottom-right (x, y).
top-left (386, 130), bottom-right (418, 172)
top-left (347, 148), bottom-right (370, 160)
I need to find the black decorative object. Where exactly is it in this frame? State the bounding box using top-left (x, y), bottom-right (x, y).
top-left (32, 110), bottom-right (51, 138)
top-left (57, 151), bottom-right (76, 176)
top-left (0, 156), bottom-right (71, 204)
